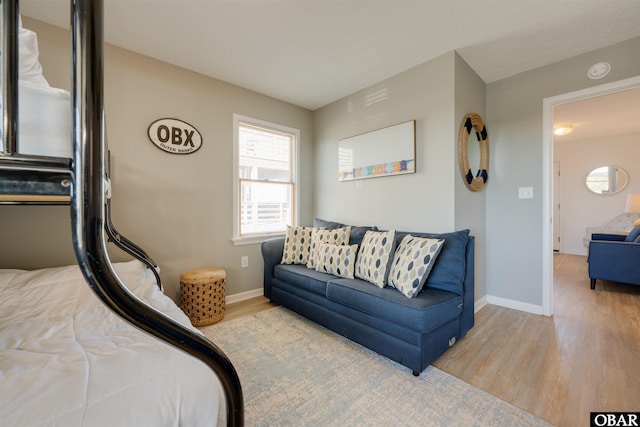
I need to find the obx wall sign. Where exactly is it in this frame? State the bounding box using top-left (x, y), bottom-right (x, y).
top-left (147, 118), bottom-right (202, 155)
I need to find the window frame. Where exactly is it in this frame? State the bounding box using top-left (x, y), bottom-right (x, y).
top-left (232, 114), bottom-right (300, 245)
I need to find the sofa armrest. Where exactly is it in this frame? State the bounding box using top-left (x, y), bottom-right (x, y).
top-left (261, 237), bottom-right (285, 299)
top-left (588, 240), bottom-right (640, 286)
top-left (591, 233), bottom-right (626, 242)
top-left (460, 236), bottom-right (475, 337)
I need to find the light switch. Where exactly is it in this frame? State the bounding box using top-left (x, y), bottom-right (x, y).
top-left (518, 187), bottom-right (534, 199)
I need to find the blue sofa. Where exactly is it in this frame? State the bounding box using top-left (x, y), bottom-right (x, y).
top-left (588, 226), bottom-right (640, 289)
top-left (261, 223), bottom-right (474, 375)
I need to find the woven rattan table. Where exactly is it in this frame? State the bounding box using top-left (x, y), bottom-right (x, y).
top-left (179, 267), bottom-right (226, 326)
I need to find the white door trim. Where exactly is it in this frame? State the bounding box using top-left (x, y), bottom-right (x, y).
top-left (542, 75), bottom-right (640, 316)
top-left (553, 161), bottom-right (561, 253)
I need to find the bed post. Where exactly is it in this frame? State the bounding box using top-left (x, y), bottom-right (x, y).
top-left (104, 150), bottom-right (164, 290)
top-left (68, 1), bottom-right (243, 425)
top-left (1, 0), bottom-right (71, 196)
top-left (1, 0), bottom-right (19, 156)
top-left (0, 1), bottom-right (18, 156)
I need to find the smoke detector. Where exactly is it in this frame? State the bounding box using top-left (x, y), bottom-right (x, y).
top-left (587, 62), bottom-right (611, 79)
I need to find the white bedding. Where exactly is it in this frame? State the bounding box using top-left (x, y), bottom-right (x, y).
top-left (0, 16), bottom-right (72, 158)
top-left (0, 260), bottom-right (226, 426)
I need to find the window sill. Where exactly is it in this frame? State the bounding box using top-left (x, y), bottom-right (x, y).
top-left (232, 233), bottom-right (284, 246)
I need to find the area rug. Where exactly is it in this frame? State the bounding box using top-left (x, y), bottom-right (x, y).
top-left (200, 306), bottom-right (551, 427)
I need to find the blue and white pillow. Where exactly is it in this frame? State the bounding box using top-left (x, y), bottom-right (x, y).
top-left (315, 243), bottom-right (358, 279)
top-left (388, 235), bottom-right (444, 298)
top-left (625, 226), bottom-right (640, 242)
top-left (306, 226), bottom-right (351, 269)
top-left (355, 230), bottom-right (396, 288)
top-left (281, 226), bottom-right (314, 265)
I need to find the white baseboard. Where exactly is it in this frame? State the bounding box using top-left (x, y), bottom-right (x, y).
top-left (226, 288), bottom-right (263, 304)
top-left (560, 248), bottom-right (588, 256)
top-left (485, 295), bottom-right (544, 315)
top-left (474, 296), bottom-right (488, 313)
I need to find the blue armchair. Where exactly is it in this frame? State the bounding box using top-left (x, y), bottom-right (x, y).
top-left (588, 227), bottom-right (640, 289)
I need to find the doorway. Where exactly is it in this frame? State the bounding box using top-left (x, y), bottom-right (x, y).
top-left (542, 75), bottom-right (640, 316)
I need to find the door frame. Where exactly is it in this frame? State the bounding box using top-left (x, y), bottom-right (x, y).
top-left (542, 75), bottom-right (640, 316)
top-left (553, 161), bottom-right (561, 252)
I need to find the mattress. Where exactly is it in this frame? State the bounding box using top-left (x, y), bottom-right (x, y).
top-left (0, 260), bottom-right (226, 426)
top-left (17, 80), bottom-right (72, 158)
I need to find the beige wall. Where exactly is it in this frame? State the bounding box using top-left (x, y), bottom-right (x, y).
top-left (0, 18), bottom-right (314, 301)
top-left (454, 53), bottom-right (487, 304)
top-left (313, 52), bottom-right (457, 232)
top-left (312, 51), bottom-right (488, 303)
top-left (486, 37), bottom-right (640, 308)
top-left (4, 17), bottom-right (639, 313)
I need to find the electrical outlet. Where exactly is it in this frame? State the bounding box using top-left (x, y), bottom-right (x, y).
top-left (241, 256), bottom-right (249, 268)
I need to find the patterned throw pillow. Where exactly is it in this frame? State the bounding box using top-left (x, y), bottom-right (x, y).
top-left (312, 218), bottom-right (378, 245)
top-left (281, 226), bottom-right (314, 265)
top-left (315, 243), bottom-right (359, 279)
top-left (354, 230), bottom-right (396, 288)
top-left (307, 226), bottom-right (351, 269)
top-left (625, 226), bottom-right (640, 242)
top-left (388, 234), bottom-right (445, 298)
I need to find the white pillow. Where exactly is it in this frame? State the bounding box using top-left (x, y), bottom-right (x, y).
top-left (17, 16), bottom-right (50, 87)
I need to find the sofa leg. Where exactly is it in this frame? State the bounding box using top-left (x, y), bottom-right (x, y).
top-left (590, 278), bottom-right (596, 289)
top-left (412, 371), bottom-right (419, 377)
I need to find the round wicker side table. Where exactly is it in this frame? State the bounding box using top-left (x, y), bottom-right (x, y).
top-left (179, 267), bottom-right (226, 326)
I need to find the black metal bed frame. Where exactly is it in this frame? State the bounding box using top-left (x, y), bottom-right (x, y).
top-left (0, 1), bottom-right (243, 425)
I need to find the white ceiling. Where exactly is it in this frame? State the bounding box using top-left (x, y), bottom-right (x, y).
top-left (553, 86), bottom-right (640, 144)
top-left (20, 0), bottom-right (640, 111)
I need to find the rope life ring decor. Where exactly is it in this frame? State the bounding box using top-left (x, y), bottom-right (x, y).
top-left (458, 113), bottom-right (489, 192)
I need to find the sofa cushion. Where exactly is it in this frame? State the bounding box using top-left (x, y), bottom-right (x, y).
top-left (326, 278), bottom-right (462, 333)
top-left (313, 218), bottom-right (343, 230)
top-left (273, 264), bottom-right (333, 297)
top-left (314, 218), bottom-right (378, 245)
top-left (281, 226), bottom-right (314, 265)
top-left (316, 243), bottom-right (359, 279)
top-left (355, 229), bottom-right (396, 288)
top-left (307, 226), bottom-right (351, 269)
top-left (395, 229), bottom-right (469, 295)
top-left (388, 235), bottom-right (445, 298)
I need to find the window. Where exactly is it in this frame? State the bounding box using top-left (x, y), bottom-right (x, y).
top-left (233, 115), bottom-right (299, 243)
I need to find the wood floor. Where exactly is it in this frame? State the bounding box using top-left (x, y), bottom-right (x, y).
top-left (223, 253), bottom-right (640, 427)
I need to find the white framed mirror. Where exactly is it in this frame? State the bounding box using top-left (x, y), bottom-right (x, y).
top-left (585, 165), bottom-right (628, 195)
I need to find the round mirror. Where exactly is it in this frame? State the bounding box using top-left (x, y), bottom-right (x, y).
top-left (585, 165), bottom-right (628, 195)
top-left (467, 128), bottom-right (481, 173)
top-left (458, 113), bottom-right (489, 192)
